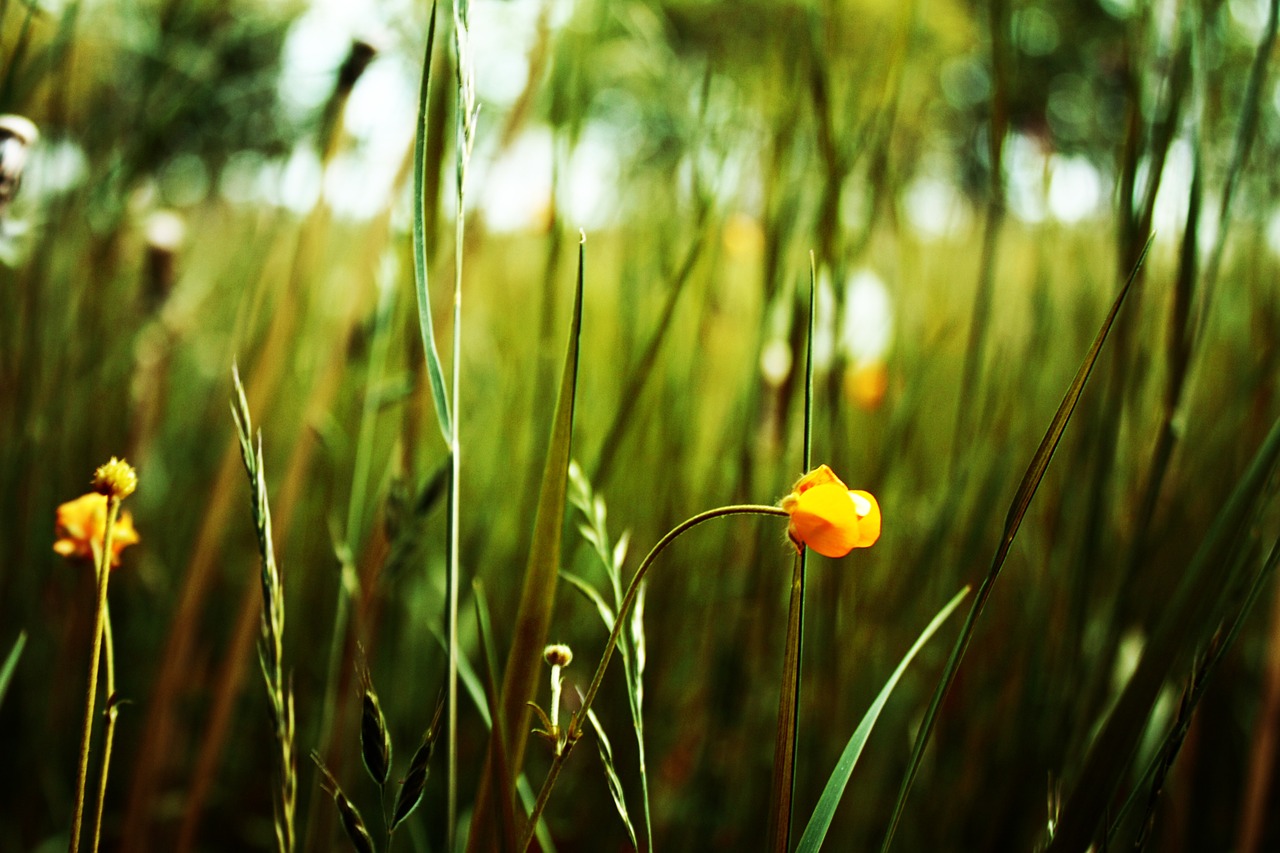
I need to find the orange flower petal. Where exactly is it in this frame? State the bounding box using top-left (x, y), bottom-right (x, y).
top-left (789, 464), bottom-right (846, 496)
top-left (52, 493), bottom-right (140, 568)
top-left (787, 483), bottom-right (858, 558)
top-left (849, 490), bottom-right (881, 548)
top-left (782, 466), bottom-right (881, 557)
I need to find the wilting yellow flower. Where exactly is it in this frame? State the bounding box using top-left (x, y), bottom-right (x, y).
top-left (780, 464), bottom-right (880, 558)
top-left (53, 493), bottom-right (140, 568)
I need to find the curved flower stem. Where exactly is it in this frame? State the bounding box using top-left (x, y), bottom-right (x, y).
top-left (518, 504), bottom-right (789, 851)
top-left (90, 603), bottom-right (118, 853)
top-left (69, 496), bottom-right (119, 853)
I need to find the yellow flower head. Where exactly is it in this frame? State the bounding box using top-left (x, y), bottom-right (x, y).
top-left (53, 493), bottom-right (140, 568)
top-left (93, 456), bottom-right (138, 500)
top-left (780, 464), bottom-right (880, 558)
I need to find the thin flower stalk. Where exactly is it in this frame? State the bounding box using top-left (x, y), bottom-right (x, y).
top-left (519, 503), bottom-right (788, 851)
top-left (446, 2), bottom-right (480, 846)
top-left (89, 604), bottom-right (118, 853)
top-left (69, 457), bottom-right (137, 853)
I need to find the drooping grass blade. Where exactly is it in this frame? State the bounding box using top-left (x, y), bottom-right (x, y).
top-left (879, 237), bottom-right (1150, 852)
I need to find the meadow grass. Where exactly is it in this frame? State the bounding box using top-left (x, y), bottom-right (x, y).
top-left (2, 1), bottom-right (1280, 851)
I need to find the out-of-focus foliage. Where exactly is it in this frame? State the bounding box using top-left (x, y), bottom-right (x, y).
top-left (1, 0), bottom-right (1280, 851)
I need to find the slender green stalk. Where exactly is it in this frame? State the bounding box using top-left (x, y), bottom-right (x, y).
top-left (519, 504), bottom-right (788, 851)
top-left (68, 496), bottom-right (120, 853)
top-left (89, 604), bottom-right (117, 853)
top-left (448, 3), bottom-right (479, 847)
top-left (768, 254), bottom-right (817, 851)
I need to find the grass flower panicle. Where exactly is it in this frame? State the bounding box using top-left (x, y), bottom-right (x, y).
top-left (781, 465), bottom-right (880, 558)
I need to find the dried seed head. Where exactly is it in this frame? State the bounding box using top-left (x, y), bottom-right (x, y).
top-left (93, 457), bottom-right (138, 500)
top-left (313, 751), bottom-right (374, 853)
top-left (357, 649), bottom-right (391, 787)
top-left (334, 791), bottom-right (376, 853)
top-left (543, 644), bottom-right (573, 668)
top-left (390, 695), bottom-right (444, 831)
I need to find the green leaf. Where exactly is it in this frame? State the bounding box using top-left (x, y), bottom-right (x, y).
top-left (468, 237), bottom-right (585, 851)
top-left (797, 587), bottom-right (970, 853)
top-left (0, 630), bottom-right (26, 710)
top-left (880, 237), bottom-right (1150, 853)
top-left (411, 1), bottom-right (450, 444)
top-left (473, 580), bottom-right (519, 853)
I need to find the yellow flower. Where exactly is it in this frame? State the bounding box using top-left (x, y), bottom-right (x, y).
top-left (93, 456), bottom-right (138, 499)
top-left (53, 493), bottom-right (140, 568)
top-left (780, 464), bottom-right (880, 558)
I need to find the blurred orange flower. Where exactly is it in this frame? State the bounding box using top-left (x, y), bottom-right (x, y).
top-left (53, 493), bottom-right (140, 568)
top-left (780, 464), bottom-right (880, 558)
top-left (844, 359), bottom-right (889, 411)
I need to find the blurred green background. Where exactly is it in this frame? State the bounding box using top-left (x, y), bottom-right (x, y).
top-left (3, 0), bottom-right (1280, 850)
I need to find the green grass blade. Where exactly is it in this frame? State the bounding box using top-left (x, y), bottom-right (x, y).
top-left (430, 630), bottom-right (559, 853)
top-left (474, 580), bottom-right (519, 853)
top-left (411, 1), bottom-right (450, 445)
top-left (797, 586), bottom-right (969, 853)
top-left (1104, 532), bottom-right (1280, 847)
top-left (879, 237), bottom-right (1149, 853)
top-left (469, 236), bottom-right (585, 851)
top-left (0, 630), bottom-right (26, 710)
top-left (1047, 412), bottom-right (1280, 852)
top-left (502, 233), bottom-right (584, 766)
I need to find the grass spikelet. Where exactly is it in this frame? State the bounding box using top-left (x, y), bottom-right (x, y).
top-left (312, 753), bottom-right (376, 853)
top-left (231, 364), bottom-right (296, 853)
top-left (356, 646), bottom-right (392, 791)
top-left (390, 694), bottom-right (445, 832)
top-left (582, 701), bottom-right (639, 851)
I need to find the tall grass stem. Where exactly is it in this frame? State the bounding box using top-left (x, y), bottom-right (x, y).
top-left (68, 495), bottom-right (120, 853)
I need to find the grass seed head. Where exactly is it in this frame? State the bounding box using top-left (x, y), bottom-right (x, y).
top-left (357, 650), bottom-right (392, 787)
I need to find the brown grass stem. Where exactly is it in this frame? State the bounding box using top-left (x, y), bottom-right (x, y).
top-left (518, 504), bottom-right (788, 851)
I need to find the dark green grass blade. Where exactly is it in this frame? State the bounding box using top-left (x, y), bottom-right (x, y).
top-left (411, 1), bottom-right (450, 444)
top-left (768, 552), bottom-right (806, 853)
top-left (469, 237), bottom-right (585, 851)
top-left (1048, 413), bottom-right (1280, 852)
top-left (501, 234), bottom-right (583, 770)
top-left (474, 580), bottom-right (519, 853)
top-left (588, 212), bottom-right (709, 488)
top-left (0, 630), bottom-right (25, 710)
top-left (879, 237), bottom-right (1150, 853)
top-left (768, 256), bottom-right (818, 852)
top-left (1104, 533), bottom-right (1280, 848)
top-left (798, 587), bottom-right (970, 853)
